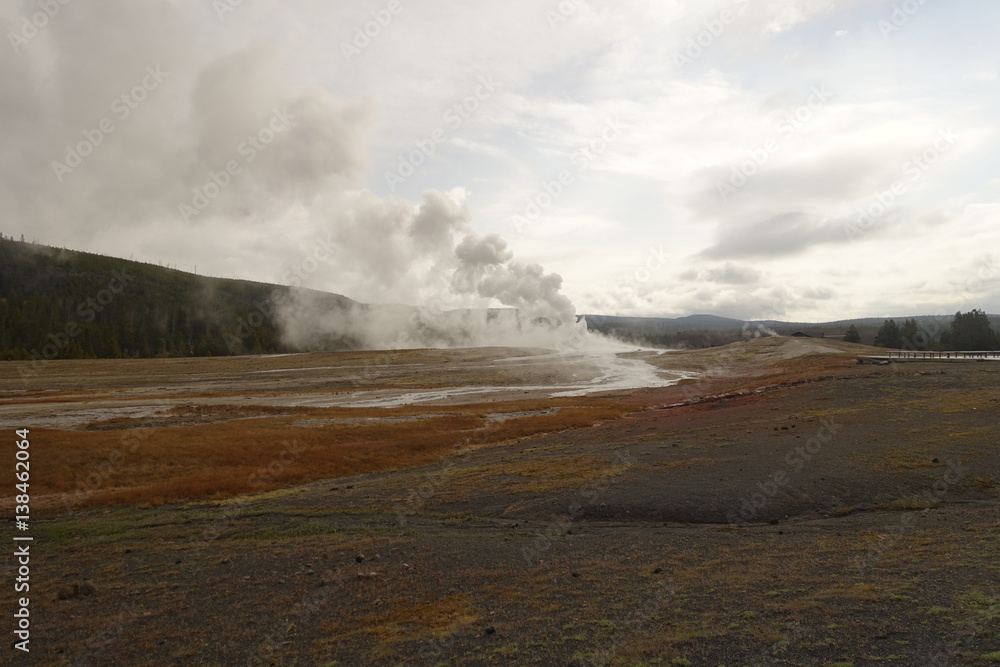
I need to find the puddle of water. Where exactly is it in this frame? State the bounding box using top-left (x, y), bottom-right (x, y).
top-left (290, 350), bottom-right (695, 408)
top-left (292, 415), bottom-right (445, 427)
top-left (0, 405), bottom-right (173, 430)
top-left (486, 408), bottom-right (560, 422)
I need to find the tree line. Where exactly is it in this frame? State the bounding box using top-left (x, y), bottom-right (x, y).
top-left (843, 310), bottom-right (1000, 351)
top-left (0, 237), bottom-right (286, 360)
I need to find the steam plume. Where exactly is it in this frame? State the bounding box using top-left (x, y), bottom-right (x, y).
top-left (0, 1), bottom-right (580, 350)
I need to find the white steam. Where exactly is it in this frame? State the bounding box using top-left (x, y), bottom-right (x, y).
top-left (1, 1), bottom-right (580, 351)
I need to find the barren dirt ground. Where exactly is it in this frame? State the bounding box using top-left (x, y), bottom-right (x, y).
top-left (1, 338), bottom-right (998, 666)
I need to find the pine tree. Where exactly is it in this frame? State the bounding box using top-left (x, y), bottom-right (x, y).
top-left (874, 320), bottom-right (901, 349)
top-left (941, 310), bottom-right (999, 350)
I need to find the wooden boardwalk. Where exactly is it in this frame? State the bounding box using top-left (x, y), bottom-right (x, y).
top-left (857, 350), bottom-right (1000, 364)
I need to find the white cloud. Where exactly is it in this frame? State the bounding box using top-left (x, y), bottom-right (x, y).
top-left (2, 0), bottom-right (998, 323)
top-left (963, 69), bottom-right (997, 81)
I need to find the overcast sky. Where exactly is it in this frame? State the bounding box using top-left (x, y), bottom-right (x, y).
top-left (2, 0), bottom-right (998, 322)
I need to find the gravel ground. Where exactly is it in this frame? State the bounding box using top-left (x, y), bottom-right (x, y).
top-left (4, 338), bottom-right (999, 666)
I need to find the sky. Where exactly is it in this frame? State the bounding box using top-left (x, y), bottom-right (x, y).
top-left (2, 0), bottom-right (999, 323)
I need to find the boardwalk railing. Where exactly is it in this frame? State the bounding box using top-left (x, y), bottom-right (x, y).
top-left (887, 350), bottom-right (1000, 359)
top-left (857, 350), bottom-right (1000, 363)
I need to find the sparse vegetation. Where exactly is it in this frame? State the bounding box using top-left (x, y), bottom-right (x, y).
top-left (8, 337), bottom-right (999, 665)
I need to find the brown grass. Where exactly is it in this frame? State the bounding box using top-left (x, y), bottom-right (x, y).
top-left (4, 399), bottom-right (630, 508)
top-left (361, 593), bottom-right (481, 644)
top-left (656, 457), bottom-right (736, 469)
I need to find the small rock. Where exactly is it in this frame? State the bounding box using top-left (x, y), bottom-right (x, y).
top-left (355, 555), bottom-right (364, 563)
top-left (484, 626), bottom-right (496, 635)
top-left (220, 558), bottom-right (231, 565)
top-left (175, 559), bottom-right (182, 565)
top-left (653, 568), bottom-right (663, 574)
top-left (571, 572), bottom-right (580, 578)
top-left (932, 458), bottom-right (940, 464)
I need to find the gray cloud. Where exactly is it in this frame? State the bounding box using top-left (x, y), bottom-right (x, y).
top-left (701, 211), bottom-right (853, 259)
top-left (704, 263), bottom-right (763, 285)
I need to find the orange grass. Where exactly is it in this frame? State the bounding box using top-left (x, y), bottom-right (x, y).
top-left (3, 399), bottom-right (630, 508)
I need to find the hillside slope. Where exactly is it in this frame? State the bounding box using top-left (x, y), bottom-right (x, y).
top-left (0, 238), bottom-right (356, 360)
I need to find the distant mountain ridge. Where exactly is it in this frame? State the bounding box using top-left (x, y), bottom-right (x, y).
top-left (583, 313), bottom-right (1000, 349)
top-left (583, 313), bottom-right (1000, 332)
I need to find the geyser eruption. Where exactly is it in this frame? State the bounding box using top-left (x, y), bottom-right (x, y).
top-left (1, 2), bottom-right (581, 351)
top-left (453, 233), bottom-right (576, 325)
top-left (278, 194), bottom-right (585, 352)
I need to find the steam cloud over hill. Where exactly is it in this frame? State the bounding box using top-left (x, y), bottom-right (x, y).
top-left (1, 1), bottom-right (580, 351)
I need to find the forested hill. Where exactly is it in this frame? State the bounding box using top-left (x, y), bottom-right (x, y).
top-left (0, 238), bottom-right (355, 361)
